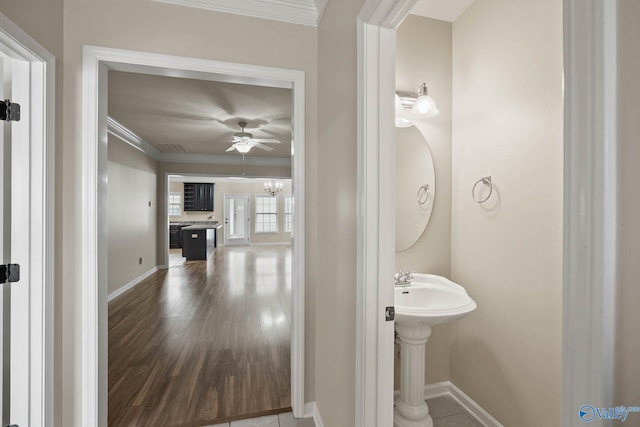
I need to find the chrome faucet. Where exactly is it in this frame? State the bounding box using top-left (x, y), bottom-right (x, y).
top-left (394, 271), bottom-right (414, 286)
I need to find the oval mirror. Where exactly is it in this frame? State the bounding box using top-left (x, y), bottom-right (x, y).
top-left (395, 126), bottom-right (436, 252)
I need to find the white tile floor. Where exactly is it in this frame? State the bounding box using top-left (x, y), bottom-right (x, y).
top-left (209, 396), bottom-right (480, 427)
top-left (207, 412), bottom-right (315, 427)
top-left (427, 396), bottom-right (482, 427)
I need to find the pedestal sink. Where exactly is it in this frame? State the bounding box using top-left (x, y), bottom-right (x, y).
top-left (394, 274), bottom-right (477, 427)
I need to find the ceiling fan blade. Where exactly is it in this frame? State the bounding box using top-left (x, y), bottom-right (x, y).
top-left (252, 138), bottom-right (281, 144)
top-left (252, 142), bottom-right (274, 151)
top-left (226, 146), bottom-right (236, 152)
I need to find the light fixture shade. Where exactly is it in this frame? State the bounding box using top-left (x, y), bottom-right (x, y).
top-left (235, 143), bottom-right (252, 154)
top-left (412, 95), bottom-right (439, 117)
top-left (411, 83), bottom-right (439, 117)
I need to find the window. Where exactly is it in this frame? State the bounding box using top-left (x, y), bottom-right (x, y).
top-left (168, 192), bottom-right (181, 216)
top-left (285, 195), bottom-right (294, 233)
top-left (255, 196), bottom-right (278, 233)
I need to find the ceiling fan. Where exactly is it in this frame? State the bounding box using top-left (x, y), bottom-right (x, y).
top-left (225, 121), bottom-right (281, 154)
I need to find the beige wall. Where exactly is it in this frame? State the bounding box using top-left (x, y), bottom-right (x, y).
top-left (168, 179), bottom-right (293, 245)
top-left (395, 15), bottom-right (453, 389)
top-left (315, 0), bottom-right (363, 425)
top-left (107, 136), bottom-right (158, 295)
top-left (615, 0), bottom-right (640, 406)
top-left (61, 2), bottom-right (318, 425)
top-left (450, 0), bottom-right (563, 426)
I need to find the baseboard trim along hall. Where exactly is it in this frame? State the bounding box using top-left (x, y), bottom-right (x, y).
top-left (304, 402), bottom-right (325, 427)
top-left (108, 266), bottom-right (159, 302)
top-left (394, 381), bottom-right (503, 427)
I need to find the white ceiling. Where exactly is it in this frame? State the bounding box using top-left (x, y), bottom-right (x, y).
top-left (108, 71), bottom-right (292, 159)
top-left (410, 0), bottom-right (476, 22)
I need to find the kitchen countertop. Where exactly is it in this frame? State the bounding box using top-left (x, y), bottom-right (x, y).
top-left (181, 223), bottom-right (223, 230)
top-left (170, 221), bottom-right (219, 226)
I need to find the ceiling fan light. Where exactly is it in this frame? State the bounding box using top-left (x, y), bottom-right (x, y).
top-left (235, 144), bottom-right (252, 154)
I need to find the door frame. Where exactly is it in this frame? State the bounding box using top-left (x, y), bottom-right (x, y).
top-left (355, 0), bottom-right (618, 426)
top-left (0, 11), bottom-right (55, 427)
top-left (224, 193), bottom-right (251, 246)
top-left (82, 46), bottom-right (306, 426)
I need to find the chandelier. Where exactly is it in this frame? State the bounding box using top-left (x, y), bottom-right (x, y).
top-left (264, 180), bottom-right (283, 197)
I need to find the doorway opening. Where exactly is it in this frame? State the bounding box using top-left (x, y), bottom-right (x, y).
top-left (356, 1), bottom-right (618, 426)
top-left (82, 46), bottom-right (306, 427)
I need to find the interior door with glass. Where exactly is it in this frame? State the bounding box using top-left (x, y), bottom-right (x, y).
top-left (224, 194), bottom-right (250, 245)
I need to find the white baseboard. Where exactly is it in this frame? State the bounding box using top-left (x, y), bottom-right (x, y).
top-left (394, 381), bottom-right (503, 427)
top-left (448, 382), bottom-right (503, 427)
top-left (424, 381), bottom-right (451, 399)
top-left (108, 266), bottom-right (159, 302)
top-left (304, 402), bottom-right (325, 427)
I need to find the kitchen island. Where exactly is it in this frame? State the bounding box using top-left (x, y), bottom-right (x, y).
top-left (180, 222), bottom-right (224, 261)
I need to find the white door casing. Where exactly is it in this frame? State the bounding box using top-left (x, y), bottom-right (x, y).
top-left (82, 46), bottom-right (306, 426)
top-left (356, 1), bottom-right (420, 426)
top-left (0, 11), bottom-right (55, 427)
top-left (224, 193), bottom-right (251, 245)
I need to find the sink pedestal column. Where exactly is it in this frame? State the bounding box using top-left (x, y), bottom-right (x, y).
top-left (394, 323), bottom-right (433, 427)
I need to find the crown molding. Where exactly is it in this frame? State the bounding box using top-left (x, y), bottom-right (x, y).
top-left (107, 116), bottom-right (162, 158)
top-left (107, 116), bottom-right (291, 168)
top-left (159, 152), bottom-right (291, 167)
top-left (154, 0), bottom-right (325, 26)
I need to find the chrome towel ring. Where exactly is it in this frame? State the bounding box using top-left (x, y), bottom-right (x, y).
top-left (417, 184), bottom-right (430, 205)
top-left (472, 176), bottom-right (493, 203)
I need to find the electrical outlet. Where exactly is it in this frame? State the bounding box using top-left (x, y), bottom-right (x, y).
top-left (139, 257), bottom-right (143, 265)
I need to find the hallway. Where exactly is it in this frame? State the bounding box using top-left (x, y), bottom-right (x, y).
top-left (108, 245), bottom-right (292, 427)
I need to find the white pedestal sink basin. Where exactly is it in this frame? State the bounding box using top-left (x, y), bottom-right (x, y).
top-left (394, 274), bottom-right (477, 427)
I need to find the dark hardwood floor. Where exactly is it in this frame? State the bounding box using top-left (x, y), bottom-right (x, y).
top-left (108, 245), bottom-right (292, 427)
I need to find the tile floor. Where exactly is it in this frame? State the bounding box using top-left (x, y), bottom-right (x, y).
top-left (427, 396), bottom-right (483, 427)
top-left (207, 412), bottom-right (314, 426)
top-left (207, 396), bottom-right (482, 427)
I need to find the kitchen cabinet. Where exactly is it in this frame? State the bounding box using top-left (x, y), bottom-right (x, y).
top-left (169, 224), bottom-right (184, 248)
top-left (184, 183), bottom-right (214, 211)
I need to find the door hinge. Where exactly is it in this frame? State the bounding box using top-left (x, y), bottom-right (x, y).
top-left (0, 264), bottom-right (20, 284)
top-left (0, 99), bottom-right (20, 122)
top-left (385, 306), bottom-right (395, 322)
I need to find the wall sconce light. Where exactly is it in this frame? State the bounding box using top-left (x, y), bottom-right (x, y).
top-left (412, 83), bottom-right (439, 117)
top-left (395, 82), bottom-right (440, 127)
top-left (264, 180), bottom-right (283, 197)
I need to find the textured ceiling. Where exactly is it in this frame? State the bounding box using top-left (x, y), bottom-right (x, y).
top-left (108, 71), bottom-right (292, 159)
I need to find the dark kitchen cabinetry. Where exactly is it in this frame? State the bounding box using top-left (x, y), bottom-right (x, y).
top-left (184, 183), bottom-right (214, 211)
top-left (169, 225), bottom-right (184, 248)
